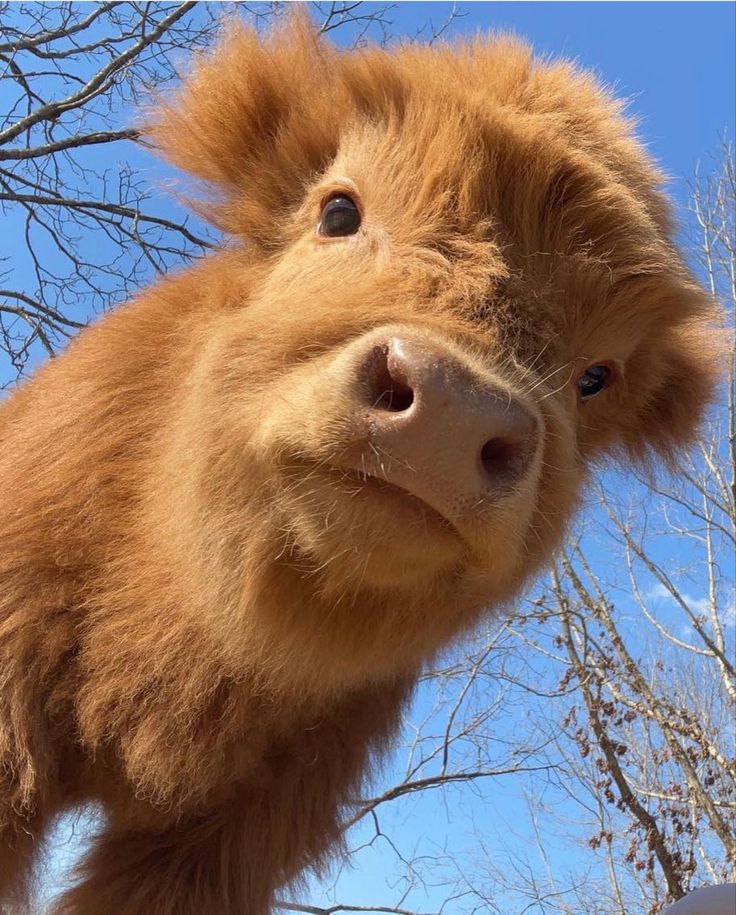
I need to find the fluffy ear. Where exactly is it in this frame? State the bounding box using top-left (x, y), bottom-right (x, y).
top-left (147, 14), bottom-right (343, 249)
top-left (623, 310), bottom-right (724, 466)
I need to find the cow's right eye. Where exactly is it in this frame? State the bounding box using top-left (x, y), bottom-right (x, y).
top-left (319, 196), bottom-right (361, 237)
top-left (578, 364), bottom-right (613, 401)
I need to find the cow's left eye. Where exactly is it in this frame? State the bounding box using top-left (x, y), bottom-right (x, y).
top-left (578, 364), bottom-right (613, 401)
top-left (319, 196), bottom-right (361, 237)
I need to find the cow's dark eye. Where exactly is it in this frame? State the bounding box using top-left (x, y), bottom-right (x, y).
top-left (319, 196), bottom-right (361, 237)
top-left (578, 364), bottom-right (613, 401)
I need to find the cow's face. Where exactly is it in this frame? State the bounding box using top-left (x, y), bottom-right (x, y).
top-left (150, 21), bottom-right (717, 687)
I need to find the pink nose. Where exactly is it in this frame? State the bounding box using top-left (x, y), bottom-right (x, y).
top-left (349, 335), bottom-right (539, 524)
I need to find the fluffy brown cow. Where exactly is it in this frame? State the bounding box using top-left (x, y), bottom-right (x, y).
top-left (0, 18), bottom-right (719, 915)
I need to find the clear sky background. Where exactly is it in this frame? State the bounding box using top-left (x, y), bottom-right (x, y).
top-left (2, 2), bottom-right (734, 912)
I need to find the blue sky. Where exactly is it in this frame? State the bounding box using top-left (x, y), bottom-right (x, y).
top-left (3, 2), bottom-right (734, 911)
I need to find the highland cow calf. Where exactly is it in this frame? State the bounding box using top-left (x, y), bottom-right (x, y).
top-left (0, 19), bottom-right (718, 915)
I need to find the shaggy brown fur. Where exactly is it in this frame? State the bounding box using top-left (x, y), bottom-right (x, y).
top-left (0, 17), bottom-right (719, 914)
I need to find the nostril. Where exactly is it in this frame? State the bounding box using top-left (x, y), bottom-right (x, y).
top-left (480, 436), bottom-right (527, 480)
top-left (368, 343), bottom-right (415, 413)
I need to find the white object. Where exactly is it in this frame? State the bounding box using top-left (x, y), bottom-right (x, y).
top-left (664, 885), bottom-right (736, 915)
